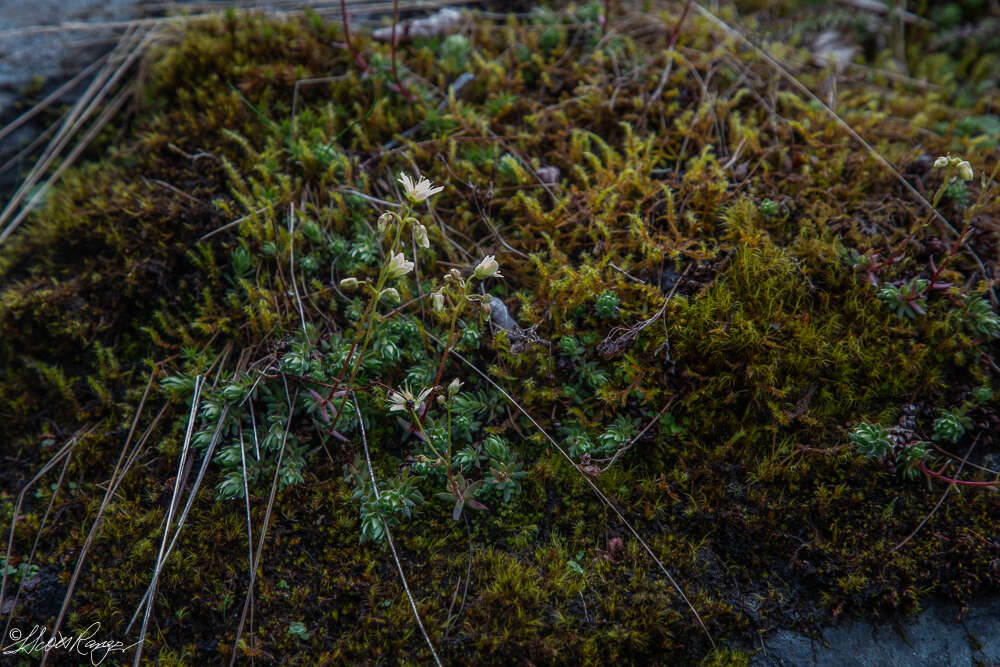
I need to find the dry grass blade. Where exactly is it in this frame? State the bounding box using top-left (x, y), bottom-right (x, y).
top-left (37, 379), bottom-right (167, 666)
top-left (238, 429), bottom-right (255, 572)
top-left (0, 26), bottom-right (155, 246)
top-left (129, 374), bottom-right (203, 666)
top-left (0, 54), bottom-right (108, 144)
top-left (352, 391), bottom-right (444, 666)
top-left (128, 352), bottom-right (249, 654)
top-left (228, 378), bottom-right (298, 667)
top-left (0, 452), bottom-right (70, 629)
top-left (289, 204), bottom-right (308, 335)
top-left (126, 402), bottom-right (231, 633)
top-left (439, 343), bottom-right (716, 649)
top-left (1, 426), bottom-right (98, 642)
top-left (0, 431), bottom-right (81, 633)
top-left (200, 207), bottom-right (268, 241)
top-left (0, 1), bottom-right (476, 40)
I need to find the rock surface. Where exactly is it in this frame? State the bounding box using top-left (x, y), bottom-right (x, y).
top-left (0, 0), bottom-right (197, 198)
top-left (752, 598), bottom-right (1000, 666)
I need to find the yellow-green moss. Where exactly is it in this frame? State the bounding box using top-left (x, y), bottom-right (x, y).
top-left (1, 3), bottom-right (998, 665)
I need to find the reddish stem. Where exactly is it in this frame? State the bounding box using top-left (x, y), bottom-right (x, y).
top-left (419, 332), bottom-right (453, 422)
top-left (340, 0), bottom-right (367, 72)
top-left (390, 0), bottom-right (412, 101)
top-left (668, 0), bottom-right (694, 48)
top-left (919, 461), bottom-right (1000, 487)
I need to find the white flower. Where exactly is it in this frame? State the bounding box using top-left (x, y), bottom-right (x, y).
top-left (414, 223), bottom-right (430, 249)
top-left (956, 160), bottom-right (974, 182)
top-left (386, 252), bottom-right (414, 279)
top-left (472, 255), bottom-right (502, 280)
top-left (398, 172), bottom-right (444, 203)
top-left (387, 385), bottom-right (434, 414)
top-left (933, 156), bottom-right (949, 169)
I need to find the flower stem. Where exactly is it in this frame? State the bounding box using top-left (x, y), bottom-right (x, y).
top-left (327, 202), bottom-right (412, 428)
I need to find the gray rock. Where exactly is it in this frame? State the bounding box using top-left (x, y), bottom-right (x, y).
top-left (751, 598), bottom-right (1000, 666)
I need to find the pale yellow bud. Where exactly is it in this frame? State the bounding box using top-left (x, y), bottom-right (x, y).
top-left (377, 211), bottom-right (394, 234)
top-left (957, 160), bottom-right (974, 182)
top-left (414, 223), bottom-right (430, 249)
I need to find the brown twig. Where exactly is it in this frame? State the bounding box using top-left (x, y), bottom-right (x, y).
top-left (667, 0), bottom-right (694, 48)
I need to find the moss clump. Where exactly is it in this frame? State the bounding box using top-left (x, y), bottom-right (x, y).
top-left (1, 3), bottom-right (998, 665)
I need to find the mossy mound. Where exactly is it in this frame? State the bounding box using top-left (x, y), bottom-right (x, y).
top-left (1, 3), bottom-right (998, 664)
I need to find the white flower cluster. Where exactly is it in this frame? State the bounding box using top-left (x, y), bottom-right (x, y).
top-left (429, 255), bottom-right (504, 314)
top-left (339, 171), bottom-right (444, 295)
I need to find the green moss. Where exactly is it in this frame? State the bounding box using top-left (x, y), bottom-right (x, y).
top-left (1, 4), bottom-right (998, 665)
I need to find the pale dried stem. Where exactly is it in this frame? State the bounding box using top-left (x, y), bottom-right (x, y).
top-left (228, 379), bottom-right (298, 666)
top-left (352, 391), bottom-right (443, 666)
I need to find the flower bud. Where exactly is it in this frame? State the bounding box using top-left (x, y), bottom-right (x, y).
top-left (957, 160), bottom-right (974, 182)
top-left (380, 287), bottom-right (400, 303)
top-left (339, 277), bottom-right (359, 291)
top-left (414, 223), bottom-right (430, 249)
top-left (448, 378), bottom-right (463, 397)
top-left (432, 291), bottom-right (445, 312)
top-left (933, 156), bottom-right (949, 169)
top-left (377, 211), bottom-right (394, 234)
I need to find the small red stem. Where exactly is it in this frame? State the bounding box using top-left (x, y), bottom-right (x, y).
top-left (340, 0), bottom-right (367, 71)
top-left (390, 0), bottom-right (414, 101)
top-left (668, 0), bottom-right (694, 48)
top-left (919, 461), bottom-right (1000, 487)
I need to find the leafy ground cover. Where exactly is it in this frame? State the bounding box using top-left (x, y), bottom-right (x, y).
top-left (1, 1), bottom-right (998, 664)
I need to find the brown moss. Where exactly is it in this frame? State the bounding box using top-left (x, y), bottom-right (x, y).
top-left (1, 3), bottom-right (998, 665)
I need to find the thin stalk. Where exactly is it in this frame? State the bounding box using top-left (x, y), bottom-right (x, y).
top-left (423, 280), bottom-right (470, 420)
top-left (339, 0), bottom-right (367, 71)
top-left (326, 202), bottom-right (413, 428)
top-left (919, 461), bottom-right (999, 487)
top-left (390, 0), bottom-right (413, 101)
